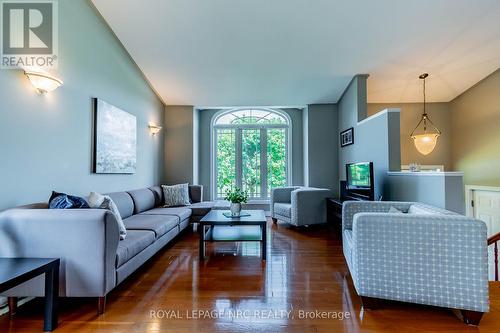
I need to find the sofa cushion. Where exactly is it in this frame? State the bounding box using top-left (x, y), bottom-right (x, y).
top-left (141, 207), bottom-right (192, 221)
top-left (106, 192), bottom-right (135, 219)
top-left (189, 185), bottom-right (203, 203)
top-left (189, 201), bottom-right (214, 216)
top-left (274, 203), bottom-right (292, 217)
top-left (124, 214), bottom-right (178, 239)
top-left (149, 186), bottom-right (164, 206)
top-left (127, 188), bottom-right (156, 214)
top-left (212, 200), bottom-right (231, 210)
top-left (116, 230), bottom-right (155, 268)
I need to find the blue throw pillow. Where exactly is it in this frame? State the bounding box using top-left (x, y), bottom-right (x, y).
top-left (49, 191), bottom-right (89, 209)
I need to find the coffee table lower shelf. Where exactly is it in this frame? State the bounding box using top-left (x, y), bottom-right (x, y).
top-left (199, 210), bottom-right (267, 261)
top-left (208, 226), bottom-right (262, 241)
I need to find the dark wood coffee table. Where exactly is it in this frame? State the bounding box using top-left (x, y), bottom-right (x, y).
top-left (199, 210), bottom-right (267, 261)
top-left (0, 258), bottom-right (60, 332)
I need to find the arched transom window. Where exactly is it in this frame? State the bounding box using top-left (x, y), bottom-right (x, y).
top-left (212, 109), bottom-right (291, 200)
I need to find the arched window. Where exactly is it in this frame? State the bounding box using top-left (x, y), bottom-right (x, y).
top-left (212, 108), bottom-right (291, 200)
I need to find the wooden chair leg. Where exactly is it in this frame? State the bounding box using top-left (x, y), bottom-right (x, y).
top-left (460, 310), bottom-right (484, 325)
top-left (360, 296), bottom-right (381, 310)
top-left (8, 297), bottom-right (18, 315)
top-left (97, 296), bottom-right (106, 315)
top-left (272, 218), bottom-right (278, 224)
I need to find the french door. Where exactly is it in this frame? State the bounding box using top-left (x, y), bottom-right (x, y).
top-left (215, 126), bottom-right (288, 200)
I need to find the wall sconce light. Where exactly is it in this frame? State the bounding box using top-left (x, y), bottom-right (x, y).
top-left (148, 123), bottom-right (162, 136)
top-left (24, 70), bottom-right (63, 94)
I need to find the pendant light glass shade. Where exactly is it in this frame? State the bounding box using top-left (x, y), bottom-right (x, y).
top-left (412, 133), bottom-right (439, 155)
top-left (410, 73), bottom-right (441, 155)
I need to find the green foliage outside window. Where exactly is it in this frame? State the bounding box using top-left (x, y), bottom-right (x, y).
top-left (216, 129), bottom-right (236, 198)
top-left (242, 129), bottom-right (261, 197)
top-left (267, 129), bottom-right (287, 193)
top-left (216, 113), bottom-right (288, 199)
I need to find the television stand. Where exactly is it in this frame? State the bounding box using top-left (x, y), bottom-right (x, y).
top-left (343, 195), bottom-right (365, 201)
top-left (326, 198), bottom-right (344, 237)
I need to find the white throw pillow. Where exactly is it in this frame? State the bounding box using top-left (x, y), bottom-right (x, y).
top-left (88, 192), bottom-right (127, 240)
top-left (408, 205), bottom-right (434, 215)
top-left (161, 184), bottom-right (191, 207)
top-left (388, 206), bottom-right (404, 213)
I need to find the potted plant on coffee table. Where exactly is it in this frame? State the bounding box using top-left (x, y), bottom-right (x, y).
top-left (225, 187), bottom-right (248, 216)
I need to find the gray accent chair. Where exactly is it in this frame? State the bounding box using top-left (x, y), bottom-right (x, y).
top-left (0, 184), bottom-right (207, 314)
top-left (342, 201), bottom-right (489, 325)
top-left (270, 187), bottom-right (331, 226)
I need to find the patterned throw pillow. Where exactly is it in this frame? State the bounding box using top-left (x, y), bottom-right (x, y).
top-left (162, 184), bottom-right (191, 207)
top-left (88, 192), bottom-right (127, 240)
top-left (48, 191), bottom-right (89, 209)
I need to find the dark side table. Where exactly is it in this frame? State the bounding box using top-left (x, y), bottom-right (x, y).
top-left (0, 258), bottom-right (60, 331)
top-left (327, 198), bottom-right (344, 237)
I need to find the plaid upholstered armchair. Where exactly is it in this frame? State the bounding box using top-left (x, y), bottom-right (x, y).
top-left (342, 201), bottom-right (489, 325)
top-left (270, 187), bottom-right (331, 226)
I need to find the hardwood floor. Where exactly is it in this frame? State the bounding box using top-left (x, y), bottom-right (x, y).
top-left (2, 220), bottom-right (500, 332)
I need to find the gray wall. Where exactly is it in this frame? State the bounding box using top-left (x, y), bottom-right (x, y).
top-left (445, 175), bottom-right (466, 214)
top-left (387, 174), bottom-right (465, 214)
top-left (305, 104), bottom-right (339, 193)
top-left (286, 108), bottom-right (305, 188)
top-left (193, 107), bottom-right (200, 184)
top-left (198, 109), bottom-right (219, 200)
top-left (0, 0), bottom-right (165, 211)
top-left (338, 75), bottom-right (368, 136)
top-left (302, 107), bottom-right (309, 186)
top-left (164, 105), bottom-right (195, 184)
top-left (368, 103), bottom-right (452, 170)
top-left (344, 110), bottom-right (401, 200)
top-left (450, 68), bottom-right (500, 187)
top-left (338, 75), bottom-right (369, 180)
top-left (337, 75), bottom-right (401, 199)
top-left (197, 108), bottom-right (304, 200)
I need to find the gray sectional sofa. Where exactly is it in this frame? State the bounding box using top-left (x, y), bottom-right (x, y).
top-left (0, 184), bottom-right (215, 313)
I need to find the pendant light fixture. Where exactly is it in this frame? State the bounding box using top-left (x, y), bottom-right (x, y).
top-left (410, 73), bottom-right (441, 155)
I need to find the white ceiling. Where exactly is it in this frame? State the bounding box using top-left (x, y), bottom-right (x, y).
top-left (92, 0), bottom-right (500, 106)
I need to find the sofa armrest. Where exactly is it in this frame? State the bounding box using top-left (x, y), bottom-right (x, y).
top-left (189, 185), bottom-right (203, 203)
top-left (290, 188), bottom-right (331, 225)
top-left (342, 201), bottom-right (413, 231)
top-left (0, 208), bottom-right (120, 297)
top-left (271, 187), bottom-right (300, 217)
top-left (351, 213), bottom-right (489, 312)
top-left (271, 187), bottom-right (300, 204)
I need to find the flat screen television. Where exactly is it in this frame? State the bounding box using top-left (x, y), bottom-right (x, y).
top-left (345, 162), bottom-right (374, 200)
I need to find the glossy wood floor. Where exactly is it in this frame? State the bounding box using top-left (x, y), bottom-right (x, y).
top-left (2, 220), bottom-right (500, 333)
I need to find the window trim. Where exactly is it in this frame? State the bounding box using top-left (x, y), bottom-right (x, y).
top-left (210, 108), bottom-right (292, 200)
